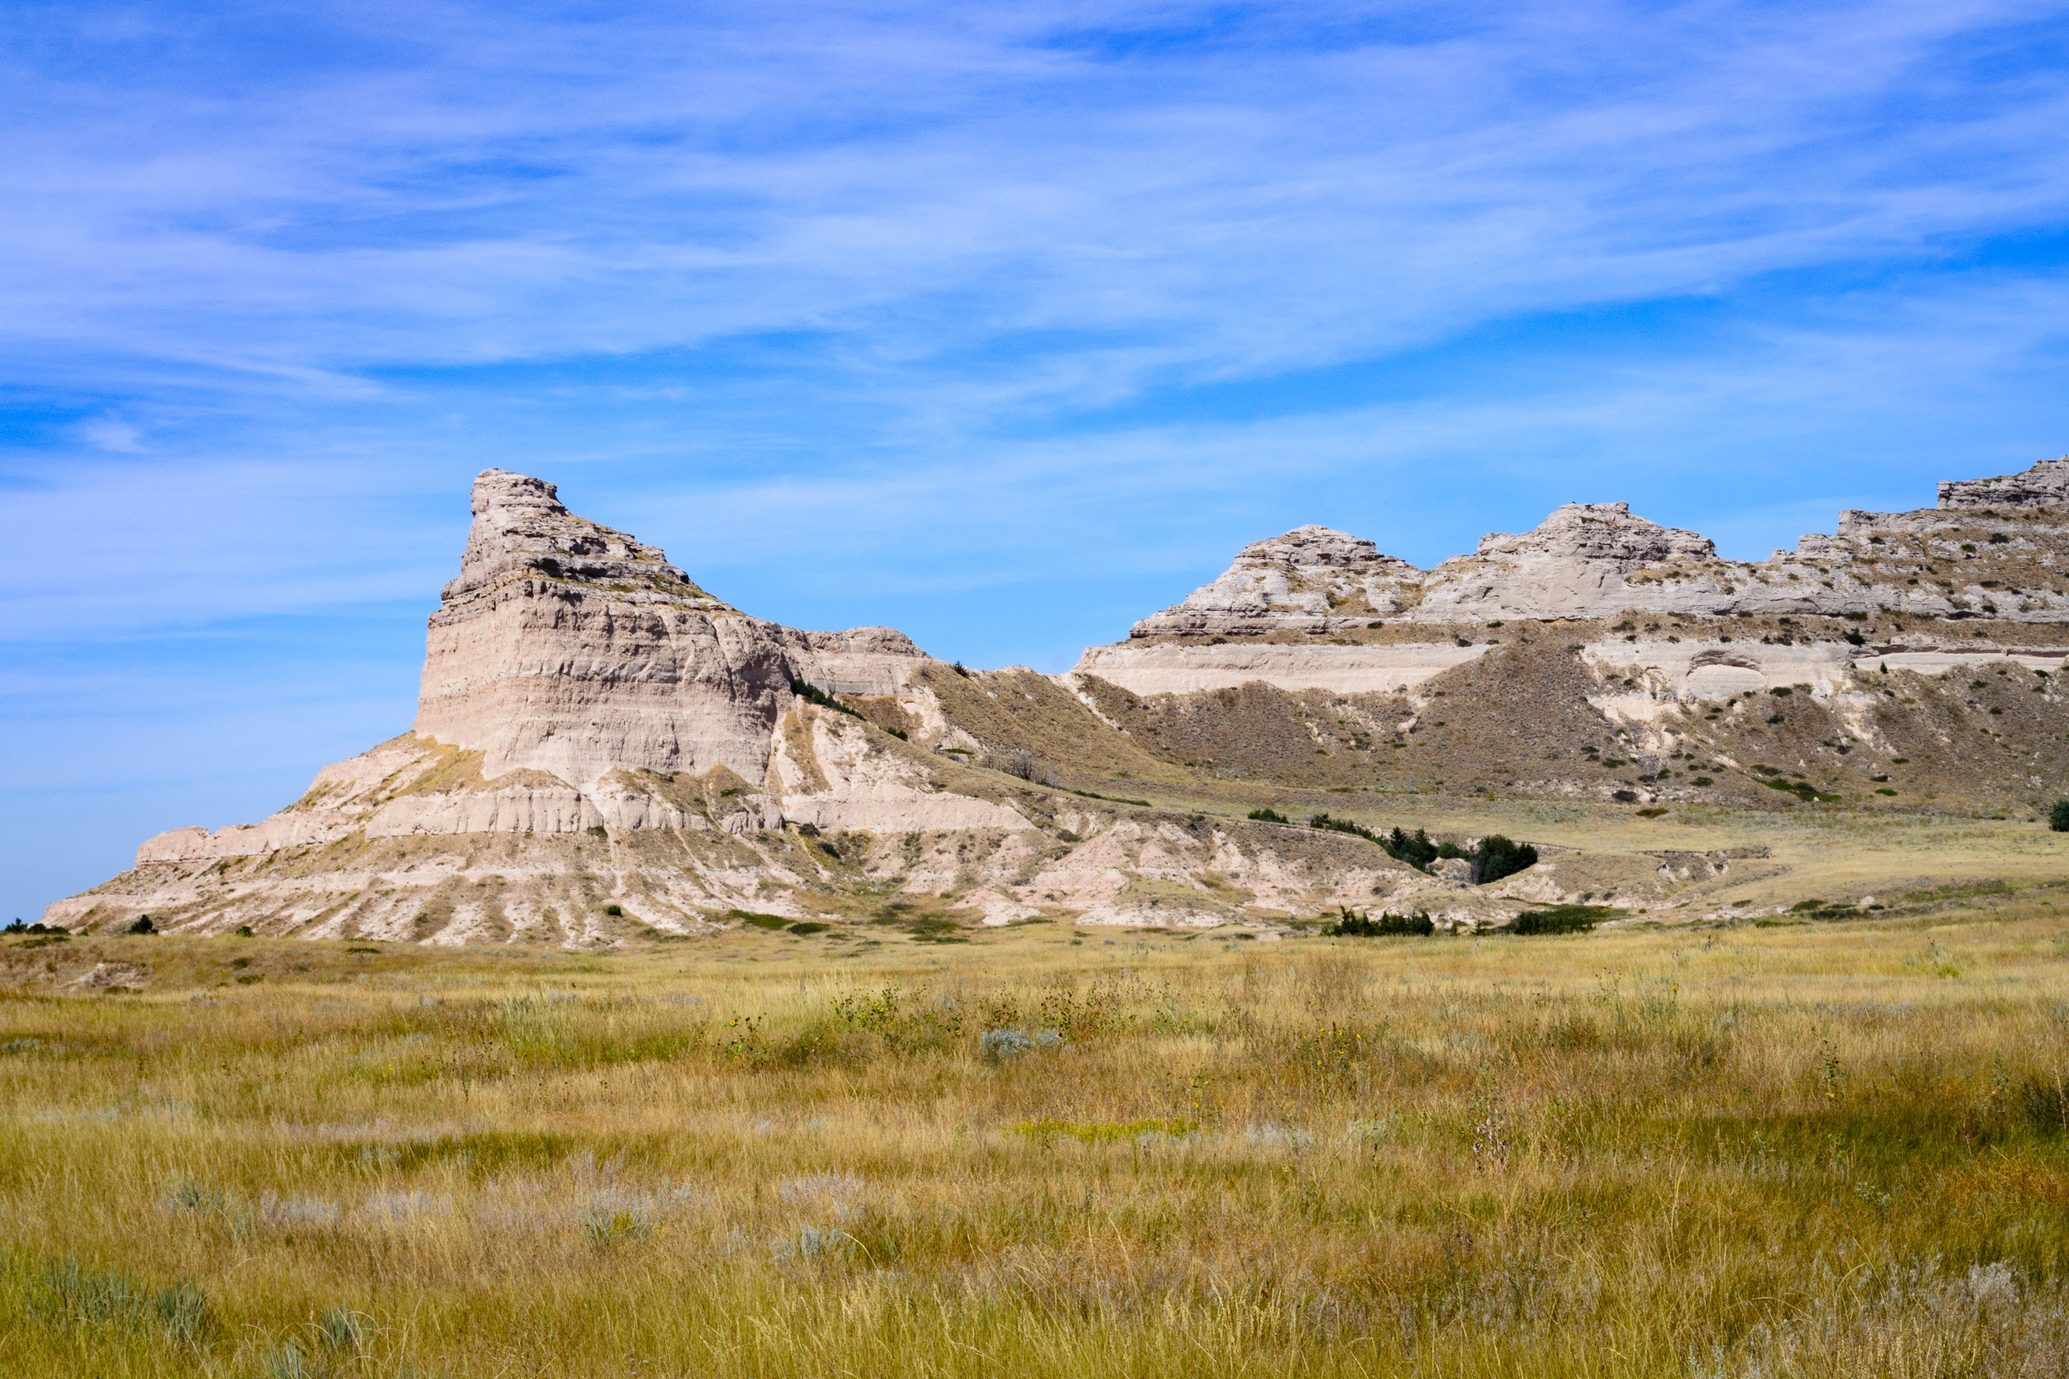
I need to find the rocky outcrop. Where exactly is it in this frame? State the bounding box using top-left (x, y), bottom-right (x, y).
top-left (53, 468), bottom-right (1437, 942)
top-left (280, 471), bottom-right (989, 824)
top-left (766, 710), bottom-right (1033, 834)
top-left (44, 453), bottom-right (2069, 945)
top-left (1108, 457), bottom-right (2069, 648)
top-left (416, 470), bottom-right (928, 788)
top-left (1058, 455), bottom-right (2069, 823)
top-left (1075, 641), bottom-right (1490, 697)
top-left (1939, 456), bottom-right (2069, 509)
top-left (1130, 525), bottom-right (1421, 636)
top-left (1580, 641), bottom-right (2068, 706)
top-left (49, 471), bottom-right (1067, 938)
top-left (1413, 502), bottom-right (1726, 622)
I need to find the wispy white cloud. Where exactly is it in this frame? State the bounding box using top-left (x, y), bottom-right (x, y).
top-left (3, 0), bottom-right (2066, 403)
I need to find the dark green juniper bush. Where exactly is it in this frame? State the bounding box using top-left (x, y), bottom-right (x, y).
top-left (1322, 907), bottom-right (1435, 937)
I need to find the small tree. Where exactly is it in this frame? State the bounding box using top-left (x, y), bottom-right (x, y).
top-left (1384, 826), bottom-right (1440, 871)
top-left (126, 915), bottom-right (156, 935)
top-left (1471, 835), bottom-right (1539, 885)
top-left (2051, 799), bottom-right (2069, 833)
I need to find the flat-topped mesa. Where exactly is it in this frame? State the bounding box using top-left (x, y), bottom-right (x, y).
top-left (1130, 524), bottom-right (1422, 637)
top-left (416, 470), bottom-right (927, 788)
top-left (1939, 456), bottom-right (2069, 510)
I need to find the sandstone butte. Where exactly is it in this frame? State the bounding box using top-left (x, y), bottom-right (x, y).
top-left (43, 456), bottom-right (2069, 944)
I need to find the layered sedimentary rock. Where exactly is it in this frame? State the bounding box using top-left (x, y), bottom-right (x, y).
top-left (1940, 456), bottom-right (2069, 509)
top-left (416, 470), bottom-right (926, 786)
top-left (1057, 455), bottom-right (2069, 823)
top-left (44, 453), bottom-right (2069, 944)
top-left (1083, 455), bottom-right (2069, 698)
top-left (131, 471), bottom-right (995, 861)
top-left (49, 469), bottom-right (1432, 941)
top-left (1129, 525), bottom-right (1422, 637)
top-left (1075, 641), bottom-right (1491, 695)
top-left (1413, 502), bottom-right (1724, 623)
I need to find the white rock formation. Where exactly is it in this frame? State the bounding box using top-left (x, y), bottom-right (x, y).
top-left (1079, 456), bottom-right (2069, 697)
top-left (416, 470), bottom-right (927, 788)
top-left (1412, 502), bottom-right (1726, 622)
top-left (1074, 641), bottom-right (1490, 697)
top-left (1113, 456), bottom-right (2069, 639)
top-left (135, 471), bottom-right (1023, 867)
top-left (1940, 456), bottom-right (2069, 509)
top-left (1130, 525), bottom-right (1421, 636)
top-left (51, 468), bottom-right (1443, 941)
top-left (43, 454), bottom-right (2069, 943)
top-left (1581, 641), bottom-right (2069, 705)
top-left (767, 710), bottom-right (1032, 834)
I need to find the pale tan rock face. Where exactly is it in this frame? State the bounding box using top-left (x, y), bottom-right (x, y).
top-left (1074, 641), bottom-right (1489, 696)
top-left (789, 627), bottom-right (930, 696)
top-left (46, 454), bottom-right (2069, 944)
top-left (767, 710), bottom-right (1033, 834)
top-left (412, 472), bottom-right (938, 791)
top-left (415, 470), bottom-right (806, 786)
top-left (1093, 456), bottom-right (2069, 698)
top-left (1414, 502), bottom-right (1726, 622)
top-left (51, 470), bottom-right (1058, 939)
top-left (419, 590), bottom-right (798, 786)
top-left (1580, 641), bottom-right (2069, 706)
top-left (1130, 524), bottom-right (1421, 636)
top-left (1939, 456), bottom-right (2069, 509)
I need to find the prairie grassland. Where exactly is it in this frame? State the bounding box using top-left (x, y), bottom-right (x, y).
top-left (3, 904), bottom-right (2068, 1378)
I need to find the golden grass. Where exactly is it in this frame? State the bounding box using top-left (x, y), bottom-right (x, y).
top-left (4, 905), bottom-right (2068, 1377)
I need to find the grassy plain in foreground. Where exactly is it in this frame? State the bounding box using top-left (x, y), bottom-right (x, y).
top-left (3, 900), bottom-right (2069, 1377)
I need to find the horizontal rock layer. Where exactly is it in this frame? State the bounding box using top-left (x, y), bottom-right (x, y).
top-left (46, 452), bottom-right (2069, 943)
top-left (1075, 641), bottom-right (1491, 696)
top-left (1121, 456), bottom-right (2069, 638)
top-left (415, 471), bottom-right (931, 788)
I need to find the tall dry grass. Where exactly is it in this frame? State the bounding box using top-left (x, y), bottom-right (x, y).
top-left (2, 908), bottom-right (2067, 1376)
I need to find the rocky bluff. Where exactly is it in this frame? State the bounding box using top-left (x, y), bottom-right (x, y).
top-left (45, 455), bottom-right (2069, 943)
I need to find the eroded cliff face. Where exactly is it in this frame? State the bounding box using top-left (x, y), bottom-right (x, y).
top-left (415, 470), bottom-right (925, 787)
top-left (1109, 457), bottom-right (2069, 645)
top-left (1128, 525), bottom-right (1423, 637)
top-left (44, 455), bottom-right (2069, 944)
top-left (50, 469), bottom-right (1433, 941)
top-left (1940, 457), bottom-right (2069, 509)
top-left (1057, 456), bottom-right (2069, 822)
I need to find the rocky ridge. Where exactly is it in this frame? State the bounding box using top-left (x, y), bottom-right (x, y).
top-left (45, 472), bottom-right (1445, 941)
top-left (1116, 457), bottom-right (2069, 642)
top-left (417, 470), bottom-right (930, 788)
top-left (1062, 457), bottom-right (2069, 843)
top-left (43, 454), bottom-right (2069, 944)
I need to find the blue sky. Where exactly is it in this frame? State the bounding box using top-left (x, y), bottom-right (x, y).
top-left (4, 0), bottom-right (2068, 919)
